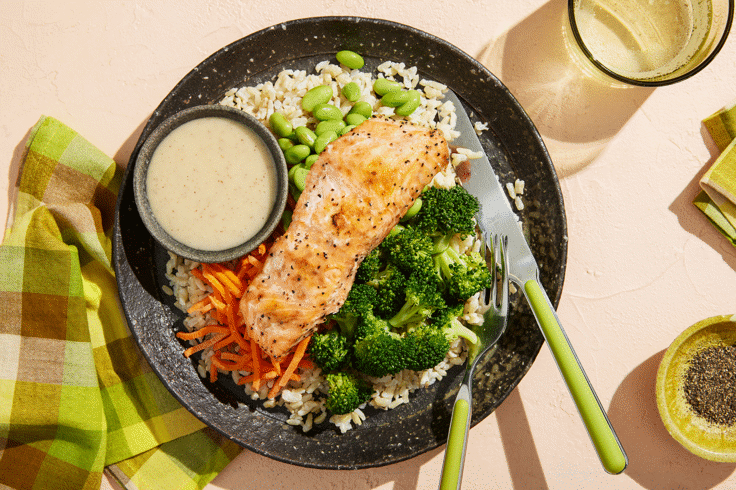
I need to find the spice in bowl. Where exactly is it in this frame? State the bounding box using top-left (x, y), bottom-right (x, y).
top-left (683, 344), bottom-right (736, 427)
top-left (656, 314), bottom-right (736, 462)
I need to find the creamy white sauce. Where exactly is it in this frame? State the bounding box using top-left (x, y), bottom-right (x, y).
top-left (146, 116), bottom-right (277, 251)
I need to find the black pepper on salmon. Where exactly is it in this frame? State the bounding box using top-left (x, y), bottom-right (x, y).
top-left (239, 117), bottom-right (450, 358)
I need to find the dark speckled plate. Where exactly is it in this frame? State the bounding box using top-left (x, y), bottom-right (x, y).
top-left (112, 17), bottom-right (567, 469)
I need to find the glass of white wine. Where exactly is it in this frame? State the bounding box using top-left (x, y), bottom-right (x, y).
top-left (566, 0), bottom-right (734, 86)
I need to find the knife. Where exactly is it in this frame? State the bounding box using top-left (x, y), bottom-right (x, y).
top-left (439, 90), bottom-right (628, 481)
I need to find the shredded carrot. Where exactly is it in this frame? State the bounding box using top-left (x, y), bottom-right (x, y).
top-left (176, 240), bottom-right (315, 399)
top-left (278, 336), bottom-right (311, 389)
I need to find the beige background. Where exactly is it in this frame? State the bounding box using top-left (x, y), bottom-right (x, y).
top-left (2, 1), bottom-right (736, 489)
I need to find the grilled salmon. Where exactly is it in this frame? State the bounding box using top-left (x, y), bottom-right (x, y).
top-left (239, 117), bottom-right (450, 358)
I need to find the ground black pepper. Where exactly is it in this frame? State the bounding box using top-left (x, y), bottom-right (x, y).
top-left (683, 344), bottom-right (736, 426)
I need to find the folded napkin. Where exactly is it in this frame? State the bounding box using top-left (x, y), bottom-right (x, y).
top-left (0, 117), bottom-right (241, 490)
top-left (694, 100), bottom-right (736, 246)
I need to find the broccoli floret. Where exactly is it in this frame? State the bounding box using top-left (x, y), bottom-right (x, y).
top-left (389, 268), bottom-right (446, 330)
top-left (355, 247), bottom-right (382, 283)
top-left (404, 306), bottom-right (479, 371)
top-left (324, 371), bottom-right (373, 415)
top-left (380, 227), bottom-right (435, 274)
top-left (328, 283), bottom-right (377, 339)
top-left (433, 242), bottom-right (492, 302)
top-left (410, 186), bottom-right (480, 237)
top-left (353, 311), bottom-right (409, 377)
top-left (367, 264), bottom-right (407, 317)
top-left (308, 329), bottom-right (351, 373)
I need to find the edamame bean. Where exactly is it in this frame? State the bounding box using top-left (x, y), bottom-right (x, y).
top-left (281, 209), bottom-right (293, 230)
top-left (304, 154), bottom-right (319, 169)
top-left (315, 119), bottom-right (346, 136)
top-left (380, 90), bottom-right (411, 108)
top-left (401, 197), bottom-right (422, 221)
top-left (269, 112), bottom-right (293, 138)
top-left (284, 144), bottom-right (311, 164)
top-left (373, 78), bottom-right (401, 96)
top-left (295, 126), bottom-right (317, 148)
top-left (278, 138), bottom-right (295, 151)
top-left (348, 101), bottom-right (373, 119)
top-left (313, 103), bottom-right (344, 121)
top-left (395, 90), bottom-right (421, 116)
top-left (313, 130), bottom-right (338, 154)
top-left (336, 50), bottom-right (364, 70)
top-left (301, 85), bottom-right (333, 112)
top-left (341, 82), bottom-right (361, 102)
top-left (339, 124), bottom-right (355, 136)
top-left (292, 166), bottom-right (310, 192)
top-left (344, 113), bottom-right (366, 127)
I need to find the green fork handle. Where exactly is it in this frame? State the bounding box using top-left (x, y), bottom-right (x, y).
top-left (524, 279), bottom-right (628, 475)
top-left (439, 384), bottom-right (472, 490)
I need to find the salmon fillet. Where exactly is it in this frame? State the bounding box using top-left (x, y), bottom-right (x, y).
top-left (239, 117), bottom-right (450, 358)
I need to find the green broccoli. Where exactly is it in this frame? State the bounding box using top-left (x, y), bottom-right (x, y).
top-left (353, 311), bottom-right (409, 377)
top-left (409, 185), bottom-right (480, 237)
top-left (328, 283), bottom-right (377, 339)
top-left (366, 264), bottom-right (407, 317)
top-left (388, 268), bottom-right (446, 330)
top-left (308, 329), bottom-right (351, 373)
top-left (404, 305), bottom-right (479, 371)
top-left (380, 226), bottom-right (435, 274)
top-left (433, 242), bottom-right (492, 302)
top-left (324, 371), bottom-right (373, 415)
top-left (355, 247), bottom-right (382, 284)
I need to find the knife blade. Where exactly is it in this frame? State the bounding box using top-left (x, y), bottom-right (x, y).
top-left (441, 89), bottom-right (628, 476)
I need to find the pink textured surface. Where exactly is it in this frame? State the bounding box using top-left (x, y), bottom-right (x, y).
top-left (2, 1), bottom-right (735, 488)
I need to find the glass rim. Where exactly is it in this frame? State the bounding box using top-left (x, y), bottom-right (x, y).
top-left (567, 0), bottom-right (735, 87)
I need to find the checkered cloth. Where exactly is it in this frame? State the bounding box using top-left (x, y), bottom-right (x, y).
top-left (694, 101), bottom-right (736, 247)
top-left (0, 116), bottom-right (241, 490)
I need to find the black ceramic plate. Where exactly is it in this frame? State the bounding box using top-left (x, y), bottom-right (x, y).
top-left (112, 17), bottom-right (567, 469)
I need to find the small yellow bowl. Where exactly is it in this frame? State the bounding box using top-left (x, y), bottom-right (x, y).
top-left (656, 314), bottom-right (736, 462)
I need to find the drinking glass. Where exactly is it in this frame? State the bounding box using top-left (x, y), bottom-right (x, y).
top-left (566, 0), bottom-right (734, 86)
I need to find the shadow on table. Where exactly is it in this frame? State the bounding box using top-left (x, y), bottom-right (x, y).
top-left (608, 350), bottom-right (736, 489)
top-left (475, 0), bottom-right (653, 178)
top-left (495, 387), bottom-right (549, 489)
top-left (669, 125), bottom-right (736, 271)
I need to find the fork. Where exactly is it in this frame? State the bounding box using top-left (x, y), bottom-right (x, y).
top-left (439, 235), bottom-right (509, 490)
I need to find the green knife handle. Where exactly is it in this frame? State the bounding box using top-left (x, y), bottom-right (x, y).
top-left (524, 279), bottom-right (628, 475)
top-left (440, 384), bottom-right (472, 490)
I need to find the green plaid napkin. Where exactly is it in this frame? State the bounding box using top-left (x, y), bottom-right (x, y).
top-left (694, 100), bottom-right (736, 246)
top-left (0, 116), bottom-right (241, 490)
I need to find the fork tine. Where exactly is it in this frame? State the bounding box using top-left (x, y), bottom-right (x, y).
top-left (498, 235), bottom-right (509, 315)
top-left (490, 235), bottom-right (498, 306)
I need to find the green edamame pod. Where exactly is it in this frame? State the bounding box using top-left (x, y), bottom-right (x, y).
top-left (315, 119), bottom-right (346, 136)
top-left (284, 144), bottom-right (311, 164)
top-left (373, 78), bottom-right (401, 96)
top-left (344, 113), bottom-right (366, 127)
top-left (396, 90), bottom-right (422, 116)
top-left (292, 166), bottom-right (310, 192)
top-left (301, 85), bottom-right (333, 112)
top-left (339, 124), bottom-right (355, 136)
top-left (278, 138), bottom-right (295, 151)
top-left (336, 50), bottom-right (365, 69)
top-left (313, 103), bottom-right (344, 121)
top-left (381, 90), bottom-right (411, 107)
top-left (304, 154), bottom-right (319, 169)
top-left (314, 130), bottom-right (338, 154)
top-left (348, 101), bottom-right (373, 119)
top-left (295, 126), bottom-right (317, 148)
top-left (269, 112), bottom-right (293, 138)
top-left (341, 82), bottom-right (361, 102)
